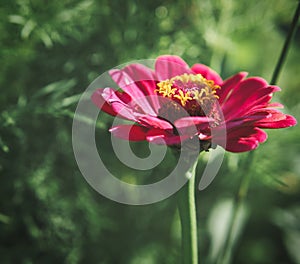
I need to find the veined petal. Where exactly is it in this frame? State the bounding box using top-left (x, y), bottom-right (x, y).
top-left (101, 87), bottom-right (131, 104)
top-left (218, 72), bottom-right (248, 104)
top-left (138, 115), bottom-right (173, 130)
top-left (225, 138), bottom-right (259, 153)
top-left (155, 55), bottom-right (192, 80)
top-left (226, 76), bottom-right (268, 100)
top-left (91, 88), bottom-right (131, 117)
top-left (191, 64), bottom-right (223, 85)
top-left (221, 78), bottom-right (272, 119)
top-left (223, 92), bottom-right (274, 121)
top-left (227, 126), bottom-right (267, 142)
top-left (122, 63), bottom-right (155, 83)
top-left (110, 69), bottom-right (157, 115)
top-left (224, 113), bottom-right (271, 130)
top-left (121, 64), bottom-right (161, 112)
top-left (256, 114), bottom-right (297, 128)
top-left (220, 127), bottom-right (267, 152)
top-left (91, 88), bottom-right (118, 116)
top-left (110, 101), bottom-right (139, 121)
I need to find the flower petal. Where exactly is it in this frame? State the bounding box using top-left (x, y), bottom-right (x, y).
top-left (221, 77), bottom-right (271, 119)
top-left (224, 113), bottom-right (271, 130)
top-left (256, 114), bottom-right (297, 128)
top-left (122, 63), bottom-right (155, 83)
top-left (222, 127), bottom-right (267, 153)
top-left (267, 102), bottom-right (284, 108)
top-left (225, 138), bottom-right (259, 153)
top-left (227, 126), bottom-right (267, 142)
top-left (218, 72), bottom-right (248, 104)
top-left (110, 69), bottom-right (157, 115)
top-left (121, 64), bottom-right (161, 112)
top-left (92, 88), bottom-right (132, 117)
top-left (226, 77), bottom-right (268, 101)
top-left (91, 88), bottom-right (118, 116)
top-left (174, 116), bottom-right (212, 136)
top-left (223, 92), bottom-right (274, 121)
top-left (109, 125), bottom-right (149, 141)
top-left (191, 64), bottom-right (223, 85)
top-left (155, 55), bottom-right (192, 80)
top-left (110, 101), bottom-right (140, 121)
top-left (138, 115), bottom-right (173, 130)
top-left (146, 128), bottom-right (189, 145)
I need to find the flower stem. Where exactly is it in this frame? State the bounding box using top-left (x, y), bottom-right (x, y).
top-left (177, 160), bottom-right (198, 264)
top-left (271, 0), bottom-right (300, 85)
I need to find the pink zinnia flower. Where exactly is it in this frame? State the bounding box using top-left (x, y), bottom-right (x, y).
top-left (92, 55), bottom-right (297, 153)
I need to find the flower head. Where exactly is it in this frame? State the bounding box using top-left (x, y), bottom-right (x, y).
top-left (92, 55), bottom-right (297, 153)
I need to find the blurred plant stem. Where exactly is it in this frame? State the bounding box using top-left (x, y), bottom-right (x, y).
top-left (0, 213), bottom-right (10, 224)
top-left (271, 0), bottom-right (300, 85)
top-left (216, 2), bottom-right (300, 264)
top-left (177, 159), bottom-right (198, 264)
top-left (216, 152), bottom-right (254, 264)
top-left (209, 0), bottom-right (233, 73)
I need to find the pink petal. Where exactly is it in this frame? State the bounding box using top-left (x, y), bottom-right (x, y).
top-left (218, 72), bottom-right (248, 104)
top-left (255, 109), bottom-right (286, 122)
top-left (227, 126), bottom-right (267, 142)
top-left (121, 64), bottom-right (161, 112)
top-left (155, 55), bottom-right (192, 80)
top-left (221, 77), bottom-right (271, 119)
top-left (225, 138), bottom-right (259, 153)
top-left (224, 113), bottom-right (271, 130)
top-left (174, 116), bottom-right (212, 136)
top-left (109, 125), bottom-right (149, 141)
top-left (96, 88), bottom-right (137, 121)
top-left (101, 87), bottom-right (132, 104)
top-left (175, 116), bottom-right (213, 127)
top-left (267, 102), bottom-right (284, 108)
top-left (135, 80), bottom-right (161, 113)
top-left (92, 88), bottom-right (132, 117)
top-left (91, 88), bottom-right (118, 116)
top-left (221, 127), bottom-right (267, 153)
top-left (191, 64), bottom-right (223, 85)
top-left (256, 114), bottom-right (297, 128)
top-left (226, 77), bottom-right (269, 101)
top-left (110, 101), bottom-right (140, 121)
top-left (122, 63), bottom-right (156, 83)
top-left (110, 69), bottom-right (157, 115)
top-left (138, 115), bottom-right (173, 130)
top-left (223, 92), bottom-right (273, 121)
top-left (146, 128), bottom-right (189, 145)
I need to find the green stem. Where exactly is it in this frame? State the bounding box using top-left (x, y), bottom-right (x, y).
top-left (271, 0), bottom-right (300, 85)
top-left (177, 160), bottom-right (198, 264)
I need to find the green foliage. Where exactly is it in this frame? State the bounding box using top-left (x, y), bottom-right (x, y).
top-left (1, 0), bottom-right (299, 263)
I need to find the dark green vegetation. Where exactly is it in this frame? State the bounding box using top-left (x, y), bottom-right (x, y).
top-left (1, 0), bottom-right (299, 263)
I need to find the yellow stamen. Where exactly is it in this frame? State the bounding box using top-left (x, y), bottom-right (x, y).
top-left (155, 80), bottom-right (176, 97)
top-left (155, 73), bottom-right (220, 107)
top-left (192, 88), bottom-right (219, 104)
top-left (174, 90), bottom-right (192, 106)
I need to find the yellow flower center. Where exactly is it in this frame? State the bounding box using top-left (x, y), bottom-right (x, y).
top-left (156, 73), bottom-right (220, 107)
top-left (155, 74), bottom-right (222, 141)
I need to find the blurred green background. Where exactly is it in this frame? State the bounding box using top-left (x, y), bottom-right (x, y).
top-left (1, 0), bottom-right (300, 263)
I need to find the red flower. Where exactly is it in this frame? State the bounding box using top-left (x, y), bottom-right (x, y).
top-left (92, 55), bottom-right (297, 153)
